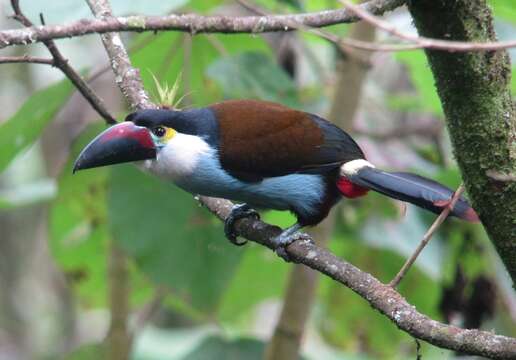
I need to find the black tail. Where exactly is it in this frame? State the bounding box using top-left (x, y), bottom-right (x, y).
top-left (345, 166), bottom-right (479, 222)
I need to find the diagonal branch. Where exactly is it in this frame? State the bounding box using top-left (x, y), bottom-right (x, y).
top-left (10, 0), bottom-right (116, 125)
top-left (86, 0), bottom-right (153, 111)
top-left (389, 185), bottom-right (465, 288)
top-left (198, 196), bottom-right (516, 360)
top-left (83, 0), bottom-right (516, 358)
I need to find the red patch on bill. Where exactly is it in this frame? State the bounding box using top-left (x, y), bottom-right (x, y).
top-left (100, 122), bottom-right (154, 149)
top-left (336, 177), bottom-right (369, 198)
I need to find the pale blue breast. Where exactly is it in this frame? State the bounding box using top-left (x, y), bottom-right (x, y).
top-left (174, 150), bottom-right (327, 219)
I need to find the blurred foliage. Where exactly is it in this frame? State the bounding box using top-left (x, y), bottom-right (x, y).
top-left (0, 0), bottom-right (514, 359)
top-left (109, 165), bottom-right (242, 313)
top-left (0, 79), bottom-right (73, 173)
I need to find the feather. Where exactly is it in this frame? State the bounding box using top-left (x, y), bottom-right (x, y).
top-left (210, 100), bottom-right (364, 182)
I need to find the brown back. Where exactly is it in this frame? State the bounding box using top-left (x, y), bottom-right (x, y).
top-left (211, 100), bottom-right (326, 181)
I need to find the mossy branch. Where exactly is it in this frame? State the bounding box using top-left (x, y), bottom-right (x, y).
top-left (407, 0), bottom-right (516, 284)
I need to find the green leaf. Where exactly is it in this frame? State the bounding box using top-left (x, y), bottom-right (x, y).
top-left (50, 124), bottom-right (154, 308)
top-left (180, 336), bottom-right (265, 360)
top-left (490, 0), bottom-right (516, 24)
top-left (131, 33), bottom-right (270, 107)
top-left (218, 244), bottom-right (289, 322)
top-left (108, 165), bottom-right (243, 313)
top-left (361, 209), bottom-right (445, 280)
top-left (319, 229), bottom-right (441, 357)
top-left (0, 79), bottom-right (74, 173)
top-left (396, 52), bottom-right (442, 116)
top-left (49, 125), bottom-right (110, 307)
top-left (206, 52), bottom-right (300, 107)
top-left (64, 343), bottom-right (105, 360)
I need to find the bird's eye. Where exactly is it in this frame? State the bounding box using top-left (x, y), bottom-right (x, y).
top-left (153, 126), bottom-right (166, 137)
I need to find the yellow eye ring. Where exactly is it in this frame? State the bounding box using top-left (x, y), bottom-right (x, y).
top-left (152, 126), bottom-right (176, 141)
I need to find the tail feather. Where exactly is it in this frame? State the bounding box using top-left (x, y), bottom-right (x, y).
top-left (342, 165), bottom-right (479, 223)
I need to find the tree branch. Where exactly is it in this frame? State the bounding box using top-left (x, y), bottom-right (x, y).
top-left (333, 0), bottom-right (516, 53)
top-left (86, 0), bottom-right (153, 111)
top-left (198, 196), bottom-right (516, 360)
top-left (10, 0), bottom-right (116, 124)
top-left (81, 0), bottom-right (516, 357)
top-left (0, 55), bottom-right (54, 65)
top-left (407, 0), bottom-right (516, 285)
top-left (1, 0), bottom-right (404, 49)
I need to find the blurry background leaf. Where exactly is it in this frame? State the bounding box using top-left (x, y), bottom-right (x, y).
top-left (109, 165), bottom-right (243, 313)
top-left (49, 124), bottom-right (111, 307)
top-left (361, 209), bottom-right (444, 280)
top-left (396, 52), bottom-right (442, 116)
top-left (180, 336), bottom-right (266, 360)
top-left (50, 125), bottom-right (154, 307)
top-left (206, 52), bottom-right (300, 107)
top-left (0, 178), bottom-right (56, 209)
top-left (64, 343), bottom-right (105, 360)
top-left (491, 0), bottom-right (516, 24)
top-left (131, 33), bottom-right (270, 107)
top-left (0, 79), bottom-right (73, 173)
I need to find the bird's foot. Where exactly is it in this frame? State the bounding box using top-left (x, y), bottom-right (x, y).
top-left (224, 203), bottom-right (260, 246)
top-left (272, 223), bottom-right (312, 262)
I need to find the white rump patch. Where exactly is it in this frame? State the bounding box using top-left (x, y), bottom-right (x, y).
top-left (340, 159), bottom-right (375, 177)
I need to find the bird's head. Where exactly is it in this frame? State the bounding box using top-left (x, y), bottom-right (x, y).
top-left (73, 109), bottom-right (200, 173)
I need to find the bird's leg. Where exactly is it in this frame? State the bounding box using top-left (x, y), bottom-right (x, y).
top-left (272, 223), bottom-right (312, 262)
top-left (272, 223), bottom-right (303, 247)
top-left (224, 203), bottom-right (260, 246)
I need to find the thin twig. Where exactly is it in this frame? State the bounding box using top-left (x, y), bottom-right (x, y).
top-left (0, 55), bottom-right (54, 65)
top-left (389, 185), bottom-right (465, 288)
top-left (10, 0), bottom-right (116, 125)
top-left (338, 0), bottom-right (516, 52)
top-left (235, 0), bottom-right (371, 67)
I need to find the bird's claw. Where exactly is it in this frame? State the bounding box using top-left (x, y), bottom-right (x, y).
top-left (272, 232), bottom-right (312, 263)
top-left (224, 203), bottom-right (260, 246)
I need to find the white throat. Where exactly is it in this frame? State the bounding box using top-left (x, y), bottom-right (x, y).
top-left (139, 133), bottom-right (212, 181)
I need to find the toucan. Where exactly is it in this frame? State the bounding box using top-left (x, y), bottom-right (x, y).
top-left (73, 100), bottom-right (479, 248)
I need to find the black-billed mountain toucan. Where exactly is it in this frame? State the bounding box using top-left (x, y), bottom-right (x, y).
top-left (73, 100), bottom-right (478, 248)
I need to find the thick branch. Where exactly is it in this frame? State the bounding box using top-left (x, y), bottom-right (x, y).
top-left (407, 0), bottom-right (516, 284)
top-left (0, 0), bottom-right (403, 49)
top-left (199, 196), bottom-right (516, 360)
top-left (83, 0), bottom-right (516, 357)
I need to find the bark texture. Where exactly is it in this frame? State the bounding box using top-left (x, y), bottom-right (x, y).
top-left (407, 0), bottom-right (516, 283)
